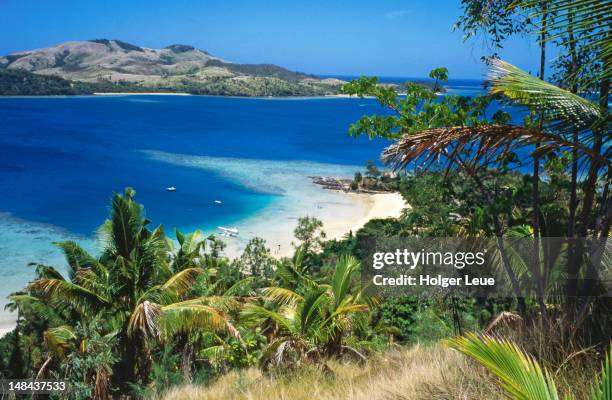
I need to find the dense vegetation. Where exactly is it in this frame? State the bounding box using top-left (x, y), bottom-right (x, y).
top-left (0, 0), bottom-right (610, 399)
top-left (0, 69), bottom-right (95, 96)
top-left (0, 68), bottom-right (338, 97)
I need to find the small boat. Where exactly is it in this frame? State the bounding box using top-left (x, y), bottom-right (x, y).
top-left (214, 200), bottom-right (223, 204)
top-left (166, 186), bottom-right (177, 192)
top-left (218, 226), bottom-right (239, 236)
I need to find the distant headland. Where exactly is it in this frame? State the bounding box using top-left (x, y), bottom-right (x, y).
top-left (0, 39), bottom-right (344, 97)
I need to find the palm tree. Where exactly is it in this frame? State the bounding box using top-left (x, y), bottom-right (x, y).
top-left (242, 255), bottom-right (371, 368)
top-left (20, 188), bottom-right (239, 389)
top-left (377, 58), bottom-right (609, 318)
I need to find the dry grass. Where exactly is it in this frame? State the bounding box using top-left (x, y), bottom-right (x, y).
top-left (486, 315), bottom-right (602, 399)
top-left (161, 344), bottom-right (502, 400)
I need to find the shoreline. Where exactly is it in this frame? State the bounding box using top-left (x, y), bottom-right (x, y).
top-left (0, 190), bottom-right (407, 337)
top-left (92, 92), bottom-right (192, 96)
top-left (222, 190), bottom-right (406, 259)
top-left (324, 191), bottom-right (406, 244)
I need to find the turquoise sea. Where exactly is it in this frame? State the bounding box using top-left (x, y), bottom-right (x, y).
top-left (0, 79), bottom-right (485, 325)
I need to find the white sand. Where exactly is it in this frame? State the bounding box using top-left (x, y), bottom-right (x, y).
top-left (93, 92), bottom-right (191, 96)
top-left (328, 192), bottom-right (406, 239)
top-left (223, 191), bottom-right (406, 258)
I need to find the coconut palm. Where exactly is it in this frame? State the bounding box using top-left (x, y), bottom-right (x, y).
top-left (242, 255), bottom-right (371, 368)
top-left (515, 0), bottom-right (611, 85)
top-left (20, 188), bottom-right (239, 389)
top-left (275, 244), bottom-right (316, 290)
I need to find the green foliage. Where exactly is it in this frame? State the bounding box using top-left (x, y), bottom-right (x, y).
top-left (0, 68), bottom-right (340, 97)
top-left (448, 335), bottom-right (612, 400)
top-left (7, 329), bottom-right (24, 379)
top-left (342, 70), bottom-right (497, 141)
top-left (243, 255), bottom-right (371, 368)
top-left (0, 69), bottom-right (93, 95)
top-left (205, 59), bottom-right (313, 80)
top-left (292, 216), bottom-right (326, 254)
top-left (429, 67), bottom-right (449, 92)
top-left (365, 160), bottom-right (381, 179)
top-left (129, 345), bottom-right (183, 399)
top-left (454, 0), bottom-right (530, 60)
top-left (200, 330), bottom-right (263, 371)
top-left (237, 237), bottom-right (276, 283)
top-left (59, 320), bottom-right (118, 400)
top-left (592, 343), bottom-right (612, 400)
top-left (448, 333), bottom-right (561, 399)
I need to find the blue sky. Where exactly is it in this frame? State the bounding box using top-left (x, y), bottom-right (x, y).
top-left (1, 0), bottom-right (551, 79)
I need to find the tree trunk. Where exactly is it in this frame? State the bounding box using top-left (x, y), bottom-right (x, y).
top-left (569, 35), bottom-right (610, 330)
top-left (464, 165), bottom-right (527, 316)
top-left (565, 4), bottom-right (581, 319)
top-left (533, 7), bottom-right (548, 319)
top-left (178, 334), bottom-right (193, 381)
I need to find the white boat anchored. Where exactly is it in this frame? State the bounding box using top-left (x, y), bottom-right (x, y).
top-left (166, 186), bottom-right (177, 192)
top-left (214, 200), bottom-right (223, 204)
top-left (217, 226), bottom-right (239, 237)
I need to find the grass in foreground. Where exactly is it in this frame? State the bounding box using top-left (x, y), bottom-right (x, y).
top-left (161, 344), bottom-right (502, 400)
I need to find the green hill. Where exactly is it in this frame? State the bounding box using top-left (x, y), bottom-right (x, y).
top-left (0, 39), bottom-right (343, 96)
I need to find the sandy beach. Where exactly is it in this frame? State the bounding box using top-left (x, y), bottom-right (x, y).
top-left (93, 92), bottom-right (192, 96)
top-left (223, 191), bottom-right (406, 258)
top-left (327, 192), bottom-right (406, 240)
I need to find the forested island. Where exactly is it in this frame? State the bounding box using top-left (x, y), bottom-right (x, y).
top-left (0, 40), bottom-right (343, 96)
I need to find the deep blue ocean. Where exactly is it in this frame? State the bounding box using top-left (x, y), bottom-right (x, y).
top-left (0, 95), bottom-right (396, 236)
top-left (0, 80), bottom-right (489, 315)
top-left (0, 81), bottom-right (489, 237)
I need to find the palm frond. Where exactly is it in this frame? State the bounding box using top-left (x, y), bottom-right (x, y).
top-left (73, 268), bottom-right (109, 296)
top-left (241, 304), bottom-right (295, 334)
top-left (173, 296), bottom-right (241, 313)
top-left (382, 125), bottom-right (609, 173)
top-left (222, 276), bottom-right (255, 296)
top-left (108, 187), bottom-right (144, 259)
top-left (54, 241), bottom-right (100, 273)
top-left (127, 300), bottom-right (161, 339)
top-left (488, 59), bottom-right (604, 134)
top-left (331, 255), bottom-right (360, 307)
top-left (43, 325), bottom-right (76, 359)
top-left (199, 344), bottom-right (230, 366)
top-left (447, 333), bottom-right (561, 400)
top-left (260, 287), bottom-right (304, 306)
top-left (28, 278), bottom-right (109, 312)
top-left (159, 267), bottom-right (202, 297)
top-left (34, 265), bottom-right (65, 280)
top-left (300, 286), bottom-right (328, 334)
top-left (591, 342), bottom-right (612, 400)
top-left (6, 294), bottom-right (40, 305)
top-left (515, 0), bottom-right (611, 82)
top-left (159, 301), bottom-right (240, 339)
